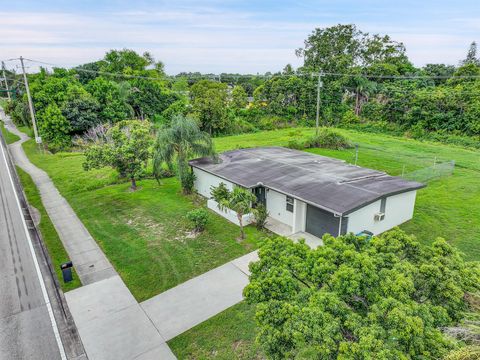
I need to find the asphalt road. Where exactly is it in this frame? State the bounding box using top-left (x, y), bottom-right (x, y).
top-left (0, 137), bottom-right (64, 359)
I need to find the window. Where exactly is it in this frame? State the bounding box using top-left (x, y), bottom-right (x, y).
top-left (286, 196), bottom-right (294, 212)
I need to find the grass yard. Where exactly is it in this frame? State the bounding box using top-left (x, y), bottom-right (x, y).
top-left (1, 121), bottom-right (20, 144)
top-left (16, 167), bottom-right (81, 292)
top-left (167, 127), bottom-right (480, 359)
top-left (168, 301), bottom-right (263, 360)
top-left (22, 140), bottom-right (266, 301)
top-left (20, 125), bottom-right (480, 357)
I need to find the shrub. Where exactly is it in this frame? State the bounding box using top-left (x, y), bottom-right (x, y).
top-left (304, 128), bottom-right (353, 150)
top-left (341, 109), bottom-right (360, 125)
top-left (210, 182), bottom-right (230, 203)
top-left (182, 171), bottom-right (196, 194)
top-left (287, 139), bottom-right (304, 150)
top-left (38, 104), bottom-right (72, 152)
top-left (186, 208), bottom-right (209, 232)
top-left (252, 204), bottom-right (269, 230)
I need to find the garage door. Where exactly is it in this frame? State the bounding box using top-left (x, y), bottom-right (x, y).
top-left (305, 205), bottom-right (339, 238)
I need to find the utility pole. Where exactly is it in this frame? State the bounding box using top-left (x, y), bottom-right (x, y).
top-left (2, 61), bottom-right (11, 101)
top-left (20, 56), bottom-right (41, 144)
top-left (315, 71), bottom-right (323, 135)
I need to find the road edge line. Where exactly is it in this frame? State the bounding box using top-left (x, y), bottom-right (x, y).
top-left (0, 135), bottom-right (67, 360)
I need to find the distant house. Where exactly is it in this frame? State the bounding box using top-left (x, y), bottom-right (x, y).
top-left (189, 147), bottom-right (425, 239)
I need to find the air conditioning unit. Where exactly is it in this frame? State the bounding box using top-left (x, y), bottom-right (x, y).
top-left (374, 212), bottom-right (385, 222)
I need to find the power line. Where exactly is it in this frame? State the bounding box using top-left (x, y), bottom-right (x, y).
top-left (21, 57), bottom-right (480, 80)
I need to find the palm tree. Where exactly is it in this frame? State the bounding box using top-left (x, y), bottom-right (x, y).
top-left (217, 187), bottom-right (256, 240)
top-left (153, 114), bottom-right (215, 193)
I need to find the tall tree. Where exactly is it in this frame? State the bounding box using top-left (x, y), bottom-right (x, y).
top-left (296, 24), bottom-right (408, 73)
top-left (244, 229), bottom-right (480, 359)
top-left (461, 41), bottom-right (480, 66)
top-left (83, 120), bottom-right (152, 190)
top-left (190, 80), bottom-right (229, 134)
top-left (153, 114), bottom-right (215, 193)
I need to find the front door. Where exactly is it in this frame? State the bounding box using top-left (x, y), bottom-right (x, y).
top-left (252, 186), bottom-right (266, 207)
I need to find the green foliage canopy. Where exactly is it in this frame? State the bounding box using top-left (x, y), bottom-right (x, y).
top-left (244, 229), bottom-right (480, 359)
top-left (153, 114), bottom-right (215, 193)
top-left (83, 120), bottom-right (152, 190)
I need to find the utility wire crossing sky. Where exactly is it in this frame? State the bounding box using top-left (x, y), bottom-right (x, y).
top-left (1, 0), bottom-right (479, 74)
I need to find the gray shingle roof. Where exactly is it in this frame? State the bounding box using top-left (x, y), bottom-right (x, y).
top-left (189, 147), bottom-right (425, 215)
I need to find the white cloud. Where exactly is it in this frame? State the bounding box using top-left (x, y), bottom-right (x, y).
top-left (0, 6), bottom-right (478, 73)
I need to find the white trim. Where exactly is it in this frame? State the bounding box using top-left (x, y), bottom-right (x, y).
top-left (0, 141), bottom-right (67, 360)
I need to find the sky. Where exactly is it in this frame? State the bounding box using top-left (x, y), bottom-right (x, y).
top-left (1, 0), bottom-right (479, 74)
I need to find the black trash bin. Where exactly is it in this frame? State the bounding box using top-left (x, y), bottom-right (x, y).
top-left (60, 261), bottom-right (73, 283)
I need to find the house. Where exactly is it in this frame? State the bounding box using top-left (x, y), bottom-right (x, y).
top-left (189, 147), bottom-right (425, 239)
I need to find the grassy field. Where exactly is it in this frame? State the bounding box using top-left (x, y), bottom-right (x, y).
top-left (19, 125), bottom-right (480, 357)
top-left (22, 141), bottom-right (267, 301)
top-left (169, 301), bottom-right (263, 359)
top-left (1, 121), bottom-right (20, 144)
top-left (16, 167), bottom-right (81, 292)
top-left (167, 127), bottom-right (480, 359)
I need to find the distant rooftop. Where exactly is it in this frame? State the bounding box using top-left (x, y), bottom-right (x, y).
top-left (189, 147), bottom-right (425, 215)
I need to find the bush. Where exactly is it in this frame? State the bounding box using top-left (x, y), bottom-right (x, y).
top-left (287, 139), bottom-right (305, 150)
top-left (303, 128), bottom-right (353, 150)
top-left (341, 110), bottom-right (360, 125)
top-left (182, 170), bottom-right (196, 194)
top-left (186, 208), bottom-right (209, 232)
top-left (38, 104), bottom-right (72, 152)
top-left (252, 204), bottom-right (269, 230)
top-left (210, 182), bottom-right (230, 203)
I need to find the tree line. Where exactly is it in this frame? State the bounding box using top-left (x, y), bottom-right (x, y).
top-left (3, 24), bottom-right (480, 153)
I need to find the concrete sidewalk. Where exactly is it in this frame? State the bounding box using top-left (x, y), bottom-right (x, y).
top-left (141, 251), bottom-right (259, 341)
top-left (140, 231), bottom-right (320, 342)
top-left (1, 111), bottom-right (176, 360)
top-left (3, 118), bottom-right (116, 285)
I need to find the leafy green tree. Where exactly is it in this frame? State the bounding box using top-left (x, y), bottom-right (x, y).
top-left (231, 85), bottom-right (248, 109)
top-left (161, 98), bottom-right (190, 124)
top-left (213, 186), bottom-right (256, 239)
top-left (244, 229), bottom-right (480, 359)
top-left (74, 61), bottom-right (105, 84)
top-left (153, 114), bottom-right (215, 193)
top-left (101, 49), bottom-right (164, 76)
top-left (127, 78), bottom-right (178, 120)
top-left (38, 103), bottom-right (72, 152)
top-left (296, 24), bottom-right (407, 73)
top-left (190, 80), bottom-right (229, 134)
top-left (61, 94), bottom-right (100, 134)
top-left (83, 120), bottom-right (152, 190)
top-left (86, 77), bottom-right (133, 122)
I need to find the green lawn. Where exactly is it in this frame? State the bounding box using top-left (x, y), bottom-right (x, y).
top-left (169, 301), bottom-right (263, 360)
top-left (20, 126), bottom-right (480, 357)
top-left (168, 127), bottom-right (480, 359)
top-left (22, 141), bottom-right (267, 301)
top-left (1, 121), bottom-right (20, 144)
top-left (16, 167), bottom-right (81, 292)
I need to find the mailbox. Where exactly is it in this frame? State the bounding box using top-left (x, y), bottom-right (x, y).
top-left (60, 261), bottom-right (73, 283)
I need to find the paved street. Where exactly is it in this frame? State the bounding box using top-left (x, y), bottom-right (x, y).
top-left (0, 134), bottom-right (64, 359)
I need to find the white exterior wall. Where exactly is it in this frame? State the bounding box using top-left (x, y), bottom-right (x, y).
top-left (193, 168), bottom-right (234, 198)
top-left (346, 190), bottom-right (417, 235)
top-left (292, 199), bottom-right (307, 233)
top-left (266, 189), bottom-right (293, 226)
top-left (207, 199), bottom-right (254, 226)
